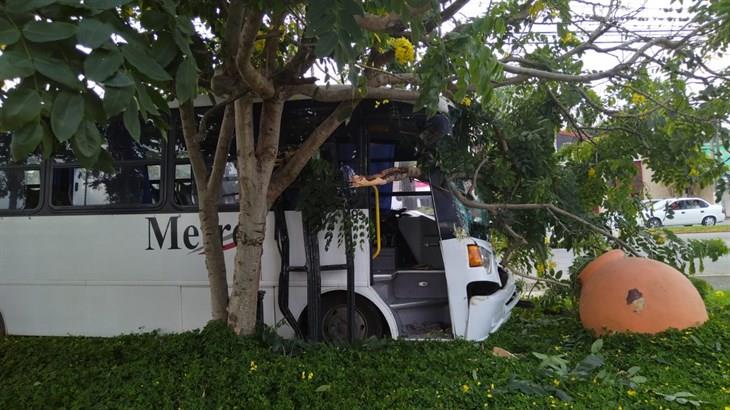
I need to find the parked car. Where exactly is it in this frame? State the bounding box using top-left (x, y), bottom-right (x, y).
top-left (641, 197), bottom-right (726, 227)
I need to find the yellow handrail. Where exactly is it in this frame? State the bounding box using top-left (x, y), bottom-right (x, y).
top-left (371, 186), bottom-right (381, 259)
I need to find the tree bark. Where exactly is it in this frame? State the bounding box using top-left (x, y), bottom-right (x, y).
top-left (228, 96), bottom-right (285, 335)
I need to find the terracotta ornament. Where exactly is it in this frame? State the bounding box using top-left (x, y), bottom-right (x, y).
top-left (578, 250), bottom-right (708, 335)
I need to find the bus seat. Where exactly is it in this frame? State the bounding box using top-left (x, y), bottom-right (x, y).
top-left (397, 211), bottom-right (444, 269)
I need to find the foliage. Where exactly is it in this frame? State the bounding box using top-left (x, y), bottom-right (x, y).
top-left (297, 158), bottom-right (369, 251)
top-left (0, 0), bottom-right (198, 169)
top-left (1, 291), bottom-right (728, 408)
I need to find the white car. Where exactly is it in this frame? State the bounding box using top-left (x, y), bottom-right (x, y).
top-left (641, 197), bottom-right (726, 227)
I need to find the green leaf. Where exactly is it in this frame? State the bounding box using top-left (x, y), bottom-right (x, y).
top-left (72, 121), bottom-right (102, 159)
top-left (84, 48), bottom-right (124, 82)
top-left (41, 122), bottom-right (54, 159)
top-left (0, 18), bottom-right (21, 45)
top-left (315, 384), bottom-right (331, 393)
top-left (151, 33), bottom-right (178, 68)
top-left (176, 16), bottom-right (194, 35)
top-left (103, 85), bottom-right (134, 117)
top-left (5, 0), bottom-right (57, 13)
top-left (85, 0), bottom-right (133, 10)
top-left (1, 88), bottom-right (42, 129)
top-left (139, 10), bottom-right (169, 30)
top-left (173, 29), bottom-right (192, 57)
top-left (84, 94), bottom-right (106, 123)
top-left (120, 45), bottom-right (172, 82)
top-left (175, 57), bottom-right (197, 103)
top-left (315, 33), bottom-right (338, 58)
top-left (51, 92), bottom-right (84, 142)
top-left (76, 18), bottom-right (115, 49)
top-left (104, 71), bottom-right (134, 88)
top-left (34, 54), bottom-right (83, 89)
top-left (10, 121), bottom-right (43, 160)
top-left (135, 82), bottom-right (159, 116)
top-left (590, 339), bottom-right (603, 354)
top-left (0, 50), bottom-right (35, 80)
top-left (123, 98), bottom-right (140, 141)
top-left (22, 21), bottom-right (76, 43)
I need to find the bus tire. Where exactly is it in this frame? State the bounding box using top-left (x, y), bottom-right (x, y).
top-left (0, 311), bottom-right (5, 336)
top-left (300, 292), bottom-right (388, 342)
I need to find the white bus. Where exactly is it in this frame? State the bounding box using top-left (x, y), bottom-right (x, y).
top-left (0, 99), bottom-right (519, 341)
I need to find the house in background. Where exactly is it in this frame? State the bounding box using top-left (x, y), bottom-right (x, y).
top-left (555, 131), bottom-right (730, 214)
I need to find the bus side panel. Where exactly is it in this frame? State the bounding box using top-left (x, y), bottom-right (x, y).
top-left (0, 284), bottom-right (182, 336)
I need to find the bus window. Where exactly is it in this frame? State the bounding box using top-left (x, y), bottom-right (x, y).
top-left (0, 134), bottom-right (41, 211)
top-left (50, 118), bottom-right (163, 208)
top-left (173, 117), bottom-right (238, 207)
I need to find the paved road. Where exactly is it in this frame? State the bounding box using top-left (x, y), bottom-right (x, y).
top-left (549, 231), bottom-right (730, 290)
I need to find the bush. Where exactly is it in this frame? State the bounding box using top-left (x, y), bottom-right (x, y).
top-left (1, 297), bottom-right (728, 408)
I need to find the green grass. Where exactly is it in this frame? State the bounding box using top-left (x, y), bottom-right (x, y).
top-left (1, 292), bottom-right (729, 409)
top-left (661, 224), bottom-right (730, 234)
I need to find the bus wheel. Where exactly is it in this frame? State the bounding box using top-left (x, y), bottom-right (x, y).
top-left (303, 293), bottom-right (387, 342)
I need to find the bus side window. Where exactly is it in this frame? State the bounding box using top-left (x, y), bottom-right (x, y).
top-left (0, 134), bottom-right (42, 211)
top-left (50, 118), bottom-right (163, 208)
top-left (173, 109), bottom-right (238, 207)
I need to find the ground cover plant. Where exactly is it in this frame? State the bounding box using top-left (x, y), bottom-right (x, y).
top-left (1, 289), bottom-right (728, 408)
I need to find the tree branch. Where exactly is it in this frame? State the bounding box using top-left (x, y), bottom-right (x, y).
top-left (500, 37), bottom-right (686, 83)
top-left (267, 99), bottom-right (361, 206)
top-left (180, 101), bottom-right (209, 195)
top-left (284, 84), bottom-right (419, 102)
top-left (206, 104), bottom-right (235, 195)
top-left (236, 8), bottom-right (275, 98)
top-left (448, 182), bottom-right (641, 257)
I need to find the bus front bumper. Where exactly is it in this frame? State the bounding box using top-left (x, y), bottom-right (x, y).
top-left (464, 274), bottom-right (520, 341)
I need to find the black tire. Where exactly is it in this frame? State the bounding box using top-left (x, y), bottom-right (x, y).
top-left (702, 216), bottom-right (716, 226)
top-left (647, 217), bottom-right (662, 228)
top-left (301, 292), bottom-right (388, 342)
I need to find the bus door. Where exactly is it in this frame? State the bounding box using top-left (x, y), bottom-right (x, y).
top-left (368, 143), bottom-right (452, 338)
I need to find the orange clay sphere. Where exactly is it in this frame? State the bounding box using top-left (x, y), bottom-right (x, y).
top-left (579, 250), bottom-right (708, 335)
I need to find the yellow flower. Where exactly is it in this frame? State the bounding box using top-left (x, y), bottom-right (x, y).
top-left (587, 167), bottom-right (597, 178)
top-left (529, 0), bottom-right (545, 18)
top-left (462, 384), bottom-right (470, 393)
top-left (388, 37), bottom-right (415, 65)
top-left (548, 260), bottom-right (557, 270)
top-left (689, 167), bottom-right (700, 177)
top-left (308, 371), bottom-right (314, 381)
top-left (552, 379), bottom-right (561, 387)
top-left (249, 361), bottom-right (257, 372)
top-left (715, 290), bottom-right (726, 298)
top-left (254, 39), bottom-right (265, 53)
top-left (631, 93), bottom-right (646, 105)
top-left (461, 96), bottom-right (473, 106)
top-left (627, 389), bottom-right (637, 397)
top-left (560, 31), bottom-right (577, 44)
top-left (536, 262), bottom-right (545, 274)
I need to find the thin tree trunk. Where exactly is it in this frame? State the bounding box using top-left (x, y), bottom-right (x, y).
top-left (199, 201), bottom-right (230, 320)
top-left (179, 102), bottom-right (230, 321)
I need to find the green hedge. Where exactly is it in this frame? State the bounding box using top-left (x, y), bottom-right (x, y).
top-left (1, 291), bottom-right (728, 409)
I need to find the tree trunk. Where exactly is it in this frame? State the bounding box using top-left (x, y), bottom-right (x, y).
top-left (179, 102), bottom-right (231, 322)
top-left (199, 200), bottom-right (229, 321)
top-left (227, 96), bottom-right (284, 335)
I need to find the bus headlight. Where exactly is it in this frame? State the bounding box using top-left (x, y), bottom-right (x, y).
top-left (467, 244), bottom-right (482, 267)
top-left (467, 244), bottom-right (493, 269)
